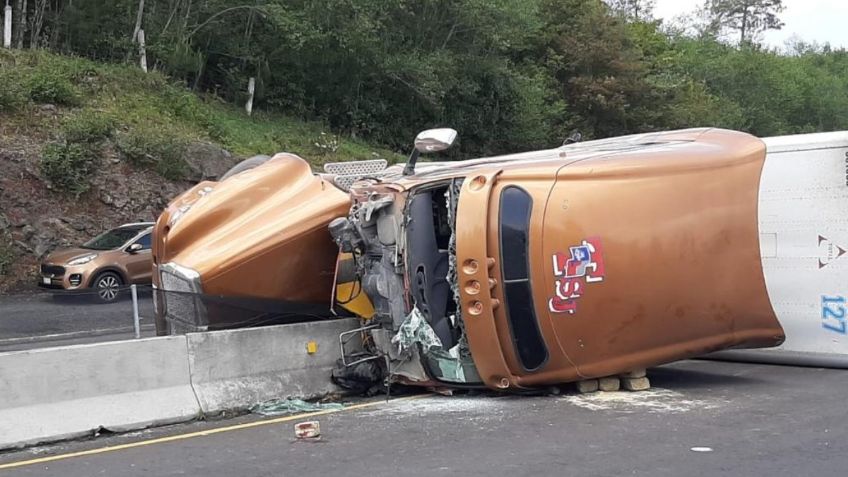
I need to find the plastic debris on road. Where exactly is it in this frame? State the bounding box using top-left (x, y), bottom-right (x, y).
top-left (250, 398), bottom-right (344, 416)
top-left (294, 420), bottom-right (321, 439)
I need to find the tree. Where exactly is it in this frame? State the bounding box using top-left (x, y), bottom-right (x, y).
top-left (14, 0), bottom-right (26, 48)
top-left (705, 0), bottom-right (784, 45)
top-left (605, 0), bottom-right (655, 21)
top-left (541, 0), bottom-right (661, 138)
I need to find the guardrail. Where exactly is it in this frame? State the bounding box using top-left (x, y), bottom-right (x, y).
top-left (0, 285), bottom-right (155, 352)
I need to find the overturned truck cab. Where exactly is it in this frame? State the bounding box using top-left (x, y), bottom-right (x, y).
top-left (332, 128), bottom-right (786, 391)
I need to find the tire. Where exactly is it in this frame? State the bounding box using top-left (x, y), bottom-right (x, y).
top-left (220, 155), bottom-right (272, 181)
top-left (92, 271), bottom-right (123, 303)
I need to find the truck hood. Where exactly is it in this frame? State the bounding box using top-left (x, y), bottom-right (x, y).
top-left (154, 153), bottom-right (350, 301)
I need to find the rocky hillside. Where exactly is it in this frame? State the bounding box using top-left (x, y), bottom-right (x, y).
top-left (0, 50), bottom-right (401, 292)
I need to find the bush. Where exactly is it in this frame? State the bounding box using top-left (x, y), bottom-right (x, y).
top-left (61, 111), bottom-right (116, 143)
top-left (40, 142), bottom-right (99, 196)
top-left (0, 85), bottom-right (25, 113)
top-left (26, 70), bottom-right (80, 106)
top-left (116, 127), bottom-right (189, 180)
top-left (0, 70), bottom-right (26, 112)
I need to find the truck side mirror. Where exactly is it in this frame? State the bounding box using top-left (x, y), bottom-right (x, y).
top-left (414, 128), bottom-right (458, 153)
top-left (404, 128), bottom-right (458, 176)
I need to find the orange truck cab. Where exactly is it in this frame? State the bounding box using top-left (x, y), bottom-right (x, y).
top-left (154, 127), bottom-right (789, 390)
top-left (329, 128), bottom-right (784, 390)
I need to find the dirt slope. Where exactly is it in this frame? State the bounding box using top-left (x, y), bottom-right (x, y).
top-left (0, 111), bottom-right (194, 292)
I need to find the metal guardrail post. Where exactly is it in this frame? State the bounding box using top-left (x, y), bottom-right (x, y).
top-left (131, 284), bottom-right (141, 339)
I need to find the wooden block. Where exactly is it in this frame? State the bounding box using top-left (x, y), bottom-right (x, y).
top-left (576, 379), bottom-right (599, 394)
top-left (619, 368), bottom-right (647, 379)
top-left (622, 376), bottom-right (651, 391)
top-left (598, 376), bottom-right (620, 392)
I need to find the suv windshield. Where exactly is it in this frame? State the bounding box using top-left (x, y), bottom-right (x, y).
top-left (82, 227), bottom-right (147, 250)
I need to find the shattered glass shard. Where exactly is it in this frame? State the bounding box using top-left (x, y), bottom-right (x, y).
top-left (250, 398), bottom-right (345, 416)
top-left (391, 307), bottom-right (443, 355)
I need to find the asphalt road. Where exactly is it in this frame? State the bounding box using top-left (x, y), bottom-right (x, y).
top-left (0, 359), bottom-right (845, 476)
top-left (0, 290), bottom-right (155, 351)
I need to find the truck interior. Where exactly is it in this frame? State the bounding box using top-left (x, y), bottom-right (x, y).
top-left (331, 178), bottom-right (481, 386)
top-left (406, 184), bottom-right (457, 350)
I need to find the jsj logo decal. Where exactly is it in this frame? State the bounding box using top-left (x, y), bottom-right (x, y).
top-left (548, 236), bottom-right (606, 314)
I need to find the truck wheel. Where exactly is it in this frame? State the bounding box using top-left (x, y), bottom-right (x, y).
top-left (220, 155), bottom-right (272, 180)
top-left (93, 272), bottom-right (123, 303)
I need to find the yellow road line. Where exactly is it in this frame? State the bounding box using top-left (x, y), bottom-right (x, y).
top-left (0, 394), bottom-right (426, 471)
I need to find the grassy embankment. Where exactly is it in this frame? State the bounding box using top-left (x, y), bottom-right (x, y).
top-left (0, 49), bottom-right (403, 184)
top-left (0, 49), bottom-right (403, 280)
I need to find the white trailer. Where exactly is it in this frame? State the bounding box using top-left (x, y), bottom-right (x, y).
top-left (710, 131), bottom-right (848, 367)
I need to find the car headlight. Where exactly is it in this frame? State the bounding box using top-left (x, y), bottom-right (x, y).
top-left (68, 254), bottom-right (98, 265)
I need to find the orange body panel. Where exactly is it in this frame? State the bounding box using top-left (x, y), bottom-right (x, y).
top-left (152, 154), bottom-right (350, 331)
top-left (455, 129), bottom-right (783, 389)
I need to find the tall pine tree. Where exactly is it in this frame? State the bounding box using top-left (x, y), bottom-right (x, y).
top-left (705, 0), bottom-right (785, 45)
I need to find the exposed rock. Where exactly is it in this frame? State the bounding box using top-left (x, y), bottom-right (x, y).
top-left (21, 225), bottom-right (36, 240)
top-left (59, 217), bottom-right (88, 231)
top-left (113, 196), bottom-right (129, 209)
top-left (622, 376), bottom-right (651, 392)
top-left (0, 123), bottom-right (193, 290)
top-left (576, 379), bottom-right (600, 394)
top-left (619, 369), bottom-right (647, 379)
top-left (99, 191), bottom-right (114, 206)
top-left (14, 240), bottom-right (34, 254)
top-left (38, 104), bottom-right (58, 115)
top-left (182, 141), bottom-right (241, 182)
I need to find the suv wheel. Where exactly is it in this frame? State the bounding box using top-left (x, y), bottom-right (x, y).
top-left (93, 272), bottom-right (123, 303)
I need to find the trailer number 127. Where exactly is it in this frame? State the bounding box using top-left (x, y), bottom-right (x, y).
top-left (822, 295), bottom-right (847, 334)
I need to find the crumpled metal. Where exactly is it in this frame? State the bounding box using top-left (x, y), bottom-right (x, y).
top-left (250, 398), bottom-right (345, 416)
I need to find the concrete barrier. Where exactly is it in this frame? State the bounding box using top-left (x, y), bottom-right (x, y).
top-left (0, 318), bottom-right (362, 449)
top-left (186, 318), bottom-right (359, 414)
top-left (0, 337), bottom-right (200, 450)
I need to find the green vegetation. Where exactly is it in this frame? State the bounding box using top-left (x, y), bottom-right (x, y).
top-left (2, 0), bottom-right (847, 187)
top-left (115, 126), bottom-right (189, 181)
top-left (60, 111), bottom-right (116, 144)
top-left (0, 49), bottom-right (403, 195)
top-left (25, 70), bottom-right (82, 106)
top-left (39, 142), bottom-right (99, 196)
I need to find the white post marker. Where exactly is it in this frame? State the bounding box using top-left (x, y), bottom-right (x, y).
top-left (246, 77), bottom-right (255, 116)
top-left (137, 29), bottom-right (148, 73)
top-left (3, 2), bottom-right (11, 49)
top-left (131, 284), bottom-right (141, 339)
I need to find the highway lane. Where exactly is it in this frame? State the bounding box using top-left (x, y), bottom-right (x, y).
top-left (1, 359), bottom-right (845, 476)
top-left (0, 290), bottom-right (155, 351)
